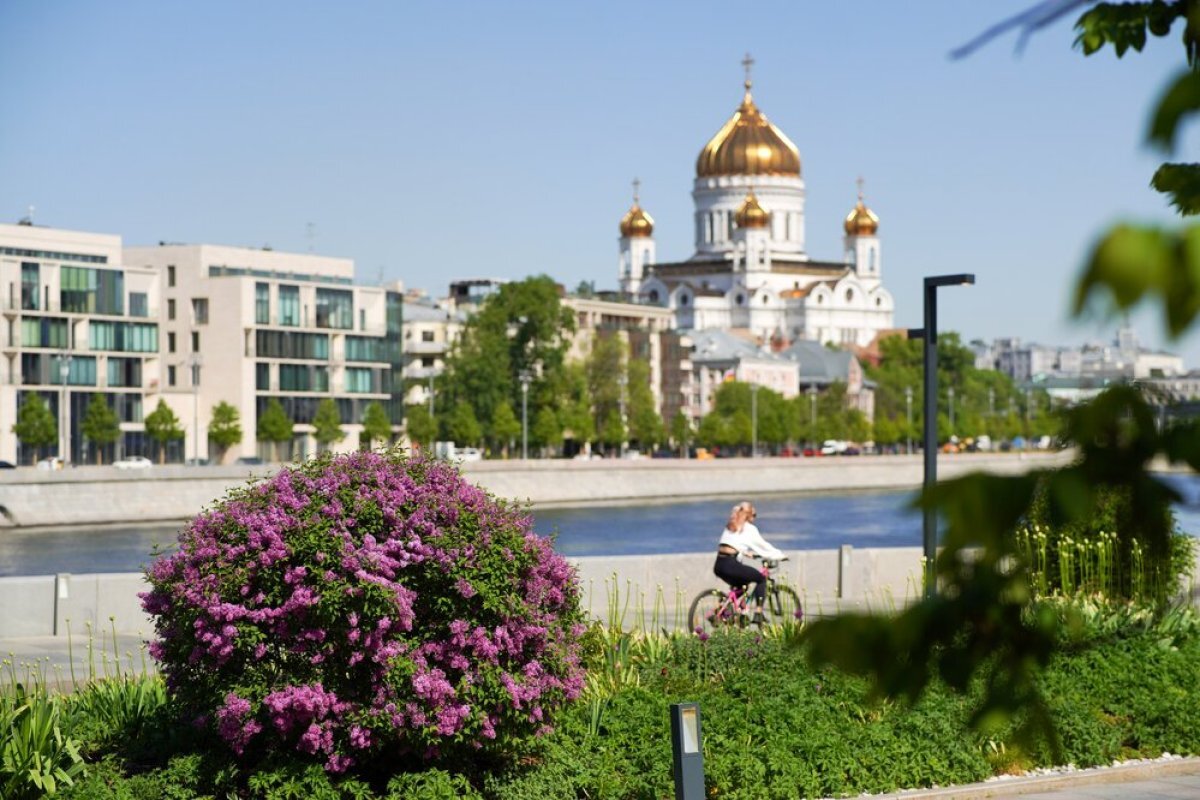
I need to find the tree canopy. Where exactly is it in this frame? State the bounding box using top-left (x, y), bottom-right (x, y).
top-left (145, 400), bottom-right (184, 464)
top-left (208, 401), bottom-right (243, 461)
top-left (12, 394), bottom-right (56, 461)
top-left (80, 393), bottom-right (120, 464)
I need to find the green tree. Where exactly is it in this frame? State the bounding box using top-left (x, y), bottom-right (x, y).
top-left (445, 401), bottom-right (482, 447)
top-left (597, 408), bottom-right (624, 454)
top-left (80, 393), bottom-right (120, 464)
top-left (490, 401), bottom-right (521, 458)
top-left (12, 394), bottom-right (56, 464)
top-left (257, 397), bottom-right (293, 462)
top-left (405, 404), bottom-right (437, 450)
top-left (806, 3), bottom-right (1200, 759)
top-left (532, 406), bottom-right (562, 456)
top-left (586, 335), bottom-right (625, 435)
top-left (360, 401), bottom-right (392, 450)
top-left (312, 398), bottom-right (345, 452)
top-left (625, 358), bottom-right (664, 451)
top-left (144, 399), bottom-right (184, 465)
top-left (207, 401), bottom-right (243, 463)
top-left (671, 410), bottom-right (693, 457)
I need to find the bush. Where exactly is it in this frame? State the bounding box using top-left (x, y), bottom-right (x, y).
top-left (141, 450), bottom-right (585, 772)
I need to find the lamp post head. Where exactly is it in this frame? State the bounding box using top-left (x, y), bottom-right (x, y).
top-left (924, 273), bottom-right (976, 288)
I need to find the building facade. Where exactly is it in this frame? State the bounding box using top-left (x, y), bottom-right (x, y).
top-left (121, 243), bottom-right (403, 462)
top-left (1, 221), bottom-right (161, 465)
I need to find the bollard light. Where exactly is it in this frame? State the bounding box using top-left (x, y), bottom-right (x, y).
top-left (670, 702), bottom-right (705, 800)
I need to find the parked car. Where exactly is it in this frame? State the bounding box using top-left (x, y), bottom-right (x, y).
top-left (113, 455), bottom-right (153, 470)
top-left (0, 460), bottom-right (15, 469)
top-left (456, 447), bottom-right (483, 463)
top-left (35, 456), bottom-right (63, 471)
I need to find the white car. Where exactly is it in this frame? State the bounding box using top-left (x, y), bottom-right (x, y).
top-left (113, 455), bottom-right (153, 470)
top-left (456, 447), bottom-right (483, 463)
top-left (35, 456), bottom-right (63, 471)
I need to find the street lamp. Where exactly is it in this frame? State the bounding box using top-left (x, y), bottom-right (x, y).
top-left (750, 383), bottom-right (759, 458)
top-left (427, 371), bottom-right (434, 416)
top-left (519, 369), bottom-right (532, 460)
top-left (907, 272), bottom-right (975, 597)
top-left (905, 385), bottom-right (913, 455)
top-left (807, 384), bottom-right (817, 426)
top-left (947, 386), bottom-right (955, 433)
top-left (189, 353), bottom-right (203, 464)
top-left (988, 386), bottom-right (995, 417)
top-left (57, 352), bottom-right (72, 465)
top-left (617, 372), bottom-right (628, 458)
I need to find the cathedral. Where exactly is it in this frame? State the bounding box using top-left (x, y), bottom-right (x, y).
top-left (617, 59), bottom-right (894, 351)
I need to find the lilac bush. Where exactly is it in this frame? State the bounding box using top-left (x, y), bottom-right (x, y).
top-left (142, 450), bottom-right (585, 771)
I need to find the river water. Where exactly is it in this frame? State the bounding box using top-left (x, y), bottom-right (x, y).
top-left (2, 476), bottom-right (1199, 577)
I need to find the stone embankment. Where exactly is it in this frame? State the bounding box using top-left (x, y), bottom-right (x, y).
top-left (0, 452), bottom-right (1072, 529)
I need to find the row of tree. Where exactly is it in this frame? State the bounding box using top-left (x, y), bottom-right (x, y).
top-left (10, 394), bottom-right (395, 464)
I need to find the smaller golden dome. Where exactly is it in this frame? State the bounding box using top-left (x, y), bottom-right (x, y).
top-left (619, 203), bottom-right (653, 238)
top-left (844, 179), bottom-right (879, 235)
top-left (735, 190), bottom-right (770, 229)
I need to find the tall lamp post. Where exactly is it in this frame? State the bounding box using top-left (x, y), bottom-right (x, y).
top-left (519, 369), bottom-right (532, 460)
top-left (189, 353), bottom-right (203, 464)
top-left (58, 352), bottom-right (72, 465)
top-left (908, 273), bottom-right (975, 597)
top-left (947, 386), bottom-right (956, 434)
top-left (905, 385), bottom-right (913, 455)
top-left (750, 383), bottom-right (759, 458)
top-left (806, 385), bottom-right (817, 448)
top-left (617, 372), bottom-right (628, 458)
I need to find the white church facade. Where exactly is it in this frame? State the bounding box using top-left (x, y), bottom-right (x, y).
top-left (617, 60), bottom-right (894, 351)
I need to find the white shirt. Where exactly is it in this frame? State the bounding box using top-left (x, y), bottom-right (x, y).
top-left (718, 521), bottom-right (783, 560)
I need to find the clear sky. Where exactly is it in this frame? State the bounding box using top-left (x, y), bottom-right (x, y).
top-left (1, 1), bottom-right (1195, 362)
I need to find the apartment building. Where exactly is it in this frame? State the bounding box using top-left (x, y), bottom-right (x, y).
top-left (0, 221), bottom-right (160, 465)
top-left (123, 243), bottom-right (403, 462)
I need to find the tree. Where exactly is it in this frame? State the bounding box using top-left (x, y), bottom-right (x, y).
top-left (144, 399), bottom-right (184, 465)
top-left (597, 408), bottom-right (624, 455)
top-left (360, 401), bottom-right (392, 450)
top-left (489, 401), bottom-right (521, 458)
top-left (805, 3), bottom-right (1200, 759)
top-left (405, 404), bottom-right (437, 450)
top-left (257, 397), bottom-right (293, 462)
top-left (12, 394), bottom-right (56, 464)
top-left (671, 411), bottom-right (693, 457)
top-left (313, 398), bottom-right (345, 452)
top-left (80, 393), bottom-right (120, 464)
top-left (625, 358), bottom-right (664, 451)
top-left (532, 406), bottom-right (562, 456)
top-left (445, 401), bottom-right (482, 447)
top-left (208, 401), bottom-right (243, 463)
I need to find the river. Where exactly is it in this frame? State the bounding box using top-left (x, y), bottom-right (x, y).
top-left (2, 476), bottom-right (1199, 577)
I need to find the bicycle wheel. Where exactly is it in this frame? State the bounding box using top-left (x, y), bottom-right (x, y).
top-left (688, 589), bottom-right (739, 635)
top-left (763, 585), bottom-right (802, 627)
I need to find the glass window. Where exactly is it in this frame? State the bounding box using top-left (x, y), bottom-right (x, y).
top-left (313, 366), bottom-right (329, 392)
top-left (256, 362), bottom-right (270, 390)
top-left (129, 292), bottom-right (148, 317)
top-left (191, 331), bottom-right (200, 352)
top-left (61, 266), bottom-right (124, 315)
top-left (421, 330), bottom-right (435, 342)
top-left (279, 363), bottom-right (310, 391)
top-left (21, 262), bottom-right (39, 310)
top-left (192, 298), bottom-right (208, 325)
top-left (278, 285), bottom-right (299, 326)
top-left (168, 365), bottom-right (176, 386)
top-left (167, 298), bottom-right (176, 320)
top-left (107, 357), bottom-right (142, 388)
top-left (254, 330), bottom-right (328, 360)
top-left (167, 265), bottom-right (176, 287)
top-left (345, 367), bottom-right (374, 393)
top-left (255, 283), bottom-right (270, 324)
top-left (315, 288), bottom-right (353, 329)
top-left (67, 356), bottom-right (96, 386)
top-left (89, 321), bottom-right (158, 353)
top-left (345, 336), bottom-right (385, 362)
top-left (20, 317), bottom-right (68, 348)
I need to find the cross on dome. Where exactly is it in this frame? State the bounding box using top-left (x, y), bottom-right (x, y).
top-left (741, 52), bottom-right (755, 91)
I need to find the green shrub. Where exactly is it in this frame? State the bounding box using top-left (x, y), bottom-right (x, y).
top-left (1, 679), bottom-right (86, 798)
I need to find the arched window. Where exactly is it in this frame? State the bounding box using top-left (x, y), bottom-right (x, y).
top-left (762, 294), bottom-right (769, 305)
top-left (736, 293), bottom-right (744, 305)
top-left (875, 297), bottom-right (882, 307)
top-left (642, 248), bottom-right (652, 266)
top-left (817, 294), bottom-right (824, 305)
top-left (869, 248), bottom-right (876, 272)
top-left (649, 289), bottom-right (660, 303)
top-left (845, 288), bottom-right (855, 303)
top-left (680, 294), bottom-right (690, 306)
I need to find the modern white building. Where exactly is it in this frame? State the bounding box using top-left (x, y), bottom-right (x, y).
top-left (622, 62), bottom-right (895, 351)
top-left (402, 301), bottom-right (464, 410)
top-left (123, 243), bottom-right (404, 462)
top-left (0, 221), bottom-right (162, 465)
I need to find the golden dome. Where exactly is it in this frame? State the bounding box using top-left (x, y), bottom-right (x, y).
top-left (619, 203), bottom-right (654, 238)
top-left (696, 74), bottom-right (801, 178)
top-left (735, 190), bottom-right (770, 228)
top-left (844, 198), bottom-right (879, 236)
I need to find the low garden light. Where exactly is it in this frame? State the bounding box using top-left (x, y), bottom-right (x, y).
top-left (907, 273), bottom-right (975, 597)
top-left (670, 702), bottom-right (704, 800)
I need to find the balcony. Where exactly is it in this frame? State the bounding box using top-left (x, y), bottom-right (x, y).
top-left (405, 340), bottom-right (448, 355)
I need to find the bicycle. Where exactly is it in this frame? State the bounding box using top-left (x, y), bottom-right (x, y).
top-left (688, 556), bottom-right (803, 634)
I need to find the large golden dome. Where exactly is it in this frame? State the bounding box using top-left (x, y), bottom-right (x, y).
top-left (735, 190), bottom-right (770, 228)
top-left (696, 76), bottom-right (801, 178)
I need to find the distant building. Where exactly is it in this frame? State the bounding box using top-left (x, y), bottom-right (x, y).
top-left (686, 329), bottom-right (798, 419)
top-left (779, 339), bottom-right (874, 421)
top-left (402, 301), bottom-right (465, 410)
top-left (976, 326), bottom-right (1183, 385)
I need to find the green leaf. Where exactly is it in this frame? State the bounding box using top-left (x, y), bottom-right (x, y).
top-left (1074, 223), bottom-right (1172, 316)
top-left (1149, 68), bottom-right (1200, 151)
top-left (1074, 2), bottom-right (1184, 58)
top-left (1150, 163), bottom-right (1200, 213)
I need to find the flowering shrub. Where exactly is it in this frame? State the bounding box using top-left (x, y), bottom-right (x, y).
top-left (142, 450), bottom-right (585, 771)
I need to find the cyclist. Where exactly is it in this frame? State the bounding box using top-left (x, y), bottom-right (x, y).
top-left (713, 501), bottom-right (784, 624)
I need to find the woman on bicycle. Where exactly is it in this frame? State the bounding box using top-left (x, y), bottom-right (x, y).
top-left (713, 501), bottom-right (784, 623)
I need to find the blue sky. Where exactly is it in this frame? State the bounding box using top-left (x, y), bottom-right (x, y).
top-left (1, 1), bottom-right (1195, 362)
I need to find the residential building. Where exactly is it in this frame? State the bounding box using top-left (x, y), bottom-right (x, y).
top-left (403, 301), bottom-right (464, 410)
top-left (0, 221), bottom-right (160, 465)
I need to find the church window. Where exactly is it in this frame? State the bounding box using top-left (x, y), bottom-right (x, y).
top-left (643, 248), bottom-right (652, 266)
top-left (680, 294), bottom-right (689, 306)
top-left (649, 289), bottom-right (660, 303)
top-left (845, 289), bottom-right (854, 302)
top-left (726, 214), bottom-right (734, 240)
top-left (817, 294), bottom-right (824, 304)
top-left (736, 294), bottom-right (744, 305)
top-left (869, 248), bottom-right (876, 272)
top-left (704, 215), bottom-right (713, 243)
top-left (762, 294), bottom-right (769, 305)
top-left (876, 297), bottom-right (882, 307)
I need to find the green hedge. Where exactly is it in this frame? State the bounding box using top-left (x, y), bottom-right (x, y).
top-left (55, 607), bottom-right (1200, 799)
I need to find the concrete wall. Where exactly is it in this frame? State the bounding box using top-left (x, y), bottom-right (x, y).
top-left (0, 452), bottom-right (1071, 528)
